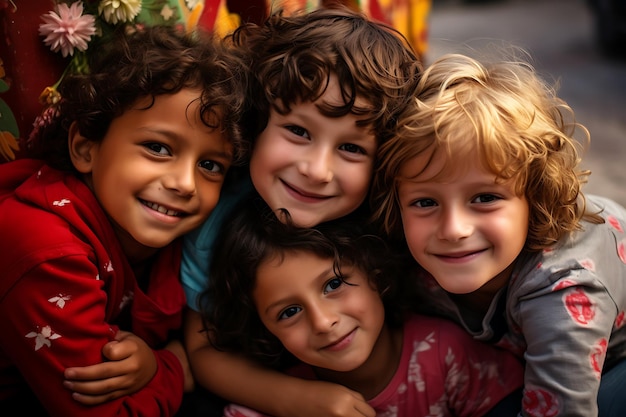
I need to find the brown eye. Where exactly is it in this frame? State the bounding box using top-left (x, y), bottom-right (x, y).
top-left (199, 160), bottom-right (223, 174)
top-left (144, 142), bottom-right (170, 155)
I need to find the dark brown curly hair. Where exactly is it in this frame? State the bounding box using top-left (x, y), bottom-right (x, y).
top-left (200, 198), bottom-right (414, 370)
top-left (28, 25), bottom-right (249, 172)
top-left (226, 6), bottom-right (422, 152)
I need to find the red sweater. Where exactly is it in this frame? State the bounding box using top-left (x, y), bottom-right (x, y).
top-left (0, 159), bottom-right (186, 416)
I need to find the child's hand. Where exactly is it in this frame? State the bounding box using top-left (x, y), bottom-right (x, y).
top-left (63, 330), bottom-right (157, 405)
top-left (287, 380), bottom-right (376, 417)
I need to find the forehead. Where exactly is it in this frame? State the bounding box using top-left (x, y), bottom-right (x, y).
top-left (254, 251), bottom-right (333, 300)
top-left (398, 144), bottom-right (480, 184)
top-left (320, 73), bottom-right (371, 108)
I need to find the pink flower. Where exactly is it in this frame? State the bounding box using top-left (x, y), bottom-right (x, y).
top-left (39, 2), bottom-right (96, 58)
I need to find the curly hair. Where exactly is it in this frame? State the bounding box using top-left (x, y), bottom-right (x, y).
top-left (372, 50), bottom-right (603, 251)
top-left (29, 25), bottom-right (249, 172)
top-left (226, 6), bottom-right (422, 149)
top-left (200, 198), bottom-right (413, 370)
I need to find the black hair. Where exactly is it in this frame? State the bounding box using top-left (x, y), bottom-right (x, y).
top-left (226, 6), bottom-right (422, 154)
top-left (200, 197), bottom-right (414, 369)
top-left (28, 25), bottom-right (249, 172)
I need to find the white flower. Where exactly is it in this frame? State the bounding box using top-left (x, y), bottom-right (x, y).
top-left (186, 0), bottom-right (202, 9)
top-left (25, 325), bottom-right (62, 351)
top-left (48, 294), bottom-right (71, 308)
top-left (39, 2), bottom-right (96, 58)
top-left (98, 0), bottom-right (142, 25)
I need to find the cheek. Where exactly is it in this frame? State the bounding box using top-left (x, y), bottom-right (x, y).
top-left (272, 326), bottom-right (310, 358)
top-left (402, 217), bottom-right (424, 248)
top-left (251, 132), bottom-right (287, 168)
top-left (258, 313), bottom-right (305, 352)
top-left (250, 143), bottom-right (285, 184)
top-left (339, 165), bottom-right (372, 199)
top-left (196, 182), bottom-right (223, 215)
top-left (364, 292), bottom-right (385, 326)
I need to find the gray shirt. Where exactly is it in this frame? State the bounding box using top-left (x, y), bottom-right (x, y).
top-left (415, 195), bottom-right (626, 417)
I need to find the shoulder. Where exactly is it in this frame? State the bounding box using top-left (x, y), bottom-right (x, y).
top-left (0, 175), bottom-right (95, 289)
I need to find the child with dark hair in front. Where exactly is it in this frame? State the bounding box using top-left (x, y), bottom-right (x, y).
top-left (199, 199), bottom-right (523, 417)
top-left (0, 25), bottom-right (248, 416)
top-left (182, 6), bottom-right (423, 417)
top-left (373, 49), bottom-right (626, 417)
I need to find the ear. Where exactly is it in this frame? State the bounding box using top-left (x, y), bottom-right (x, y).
top-left (68, 122), bottom-right (97, 174)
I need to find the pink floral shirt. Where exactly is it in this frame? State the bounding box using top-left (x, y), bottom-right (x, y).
top-left (223, 314), bottom-right (523, 417)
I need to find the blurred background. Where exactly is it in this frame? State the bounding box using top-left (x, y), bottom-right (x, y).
top-left (425, 0), bottom-right (626, 207)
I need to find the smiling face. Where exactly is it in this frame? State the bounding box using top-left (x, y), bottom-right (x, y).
top-left (249, 75), bottom-right (377, 228)
top-left (253, 250), bottom-right (385, 373)
top-left (72, 89), bottom-right (233, 259)
top-left (397, 147), bottom-right (529, 298)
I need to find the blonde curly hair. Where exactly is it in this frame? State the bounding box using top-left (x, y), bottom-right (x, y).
top-left (372, 50), bottom-right (602, 251)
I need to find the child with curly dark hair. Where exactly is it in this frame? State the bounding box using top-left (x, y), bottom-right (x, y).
top-left (182, 7), bottom-right (422, 417)
top-left (200, 200), bottom-right (523, 417)
top-left (0, 25), bottom-right (248, 416)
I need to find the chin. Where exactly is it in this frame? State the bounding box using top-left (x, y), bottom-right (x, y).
top-left (439, 281), bottom-right (481, 295)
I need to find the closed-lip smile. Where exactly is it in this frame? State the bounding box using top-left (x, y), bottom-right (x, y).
top-left (281, 180), bottom-right (331, 200)
top-left (321, 328), bottom-right (356, 351)
top-left (435, 248), bottom-right (486, 261)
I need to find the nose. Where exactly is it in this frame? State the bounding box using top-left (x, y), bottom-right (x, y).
top-left (162, 160), bottom-right (196, 197)
top-left (307, 300), bottom-right (338, 334)
top-left (297, 146), bottom-right (334, 183)
top-left (437, 205), bottom-right (473, 242)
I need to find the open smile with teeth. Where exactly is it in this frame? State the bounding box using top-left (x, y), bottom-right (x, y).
top-left (141, 199), bottom-right (184, 217)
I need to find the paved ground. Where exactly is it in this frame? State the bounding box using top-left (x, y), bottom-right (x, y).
top-left (426, 0), bottom-right (626, 207)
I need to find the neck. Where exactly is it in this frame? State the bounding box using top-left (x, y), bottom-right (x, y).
top-left (314, 324), bottom-right (403, 400)
top-left (453, 262), bottom-right (514, 315)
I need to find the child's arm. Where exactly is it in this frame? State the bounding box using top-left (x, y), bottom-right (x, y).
top-left (63, 331), bottom-right (194, 405)
top-left (63, 330), bottom-right (158, 404)
top-left (185, 309), bottom-right (376, 417)
top-left (0, 257), bottom-right (186, 416)
top-left (514, 281), bottom-right (616, 417)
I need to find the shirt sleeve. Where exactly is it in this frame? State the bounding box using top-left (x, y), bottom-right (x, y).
top-left (180, 176), bottom-right (253, 311)
top-left (513, 270), bottom-right (615, 417)
top-left (0, 255), bottom-right (185, 417)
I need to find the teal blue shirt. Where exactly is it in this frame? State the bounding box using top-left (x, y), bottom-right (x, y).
top-left (181, 173), bottom-right (254, 311)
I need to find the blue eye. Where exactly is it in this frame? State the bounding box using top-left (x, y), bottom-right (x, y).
top-left (412, 198), bottom-right (437, 208)
top-left (286, 125), bottom-right (309, 138)
top-left (472, 194), bottom-right (500, 204)
top-left (339, 143), bottom-right (365, 154)
top-left (324, 278), bottom-right (343, 294)
top-left (278, 306), bottom-right (302, 320)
